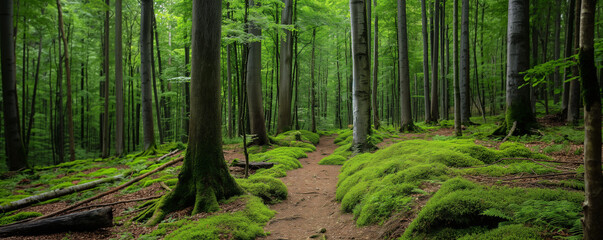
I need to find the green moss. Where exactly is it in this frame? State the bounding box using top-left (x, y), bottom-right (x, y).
top-left (254, 165), bottom-right (288, 178)
top-left (0, 195), bottom-right (31, 205)
top-left (457, 224), bottom-right (542, 240)
top-left (273, 130), bottom-right (320, 146)
top-left (499, 142), bottom-right (550, 160)
top-left (0, 211), bottom-right (42, 226)
top-left (318, 155), bottom-right (347, 165)
top-left (401, 178), bottom-right (583, 239)
top-left (157, 196), bottom-right (274, 240)
top-left (237, 176), bottom-right (287, 203)
top-left (50, 181), bottom-right (75, 190)
top-left (88, 168), bottom-right (119, 177)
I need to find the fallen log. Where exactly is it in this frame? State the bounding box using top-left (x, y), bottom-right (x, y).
top-left (0, 174), bottom-right (125, 213)
top-left (0, 207), bottom-right (113, 237)
top-left (34, 156), bottom-right (184, 221)
top-left (234, 162), bottom-right (274, 169)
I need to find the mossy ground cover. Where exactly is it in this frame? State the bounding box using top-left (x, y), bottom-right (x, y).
top-left (318, 127), bottom-right (396, 165)
top-left (335, 137), bottom-right (583, 239)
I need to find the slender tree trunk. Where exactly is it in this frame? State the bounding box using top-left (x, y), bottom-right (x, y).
top-left (227, 44), bottom-right (233, 138)
top-left (495, 0), bottom-right (536, 135)
top-left (56, 0), bottom-right (76, 161)
top-left (277, 0), bottom-right (293, 134)
top-left (372, 0), bottom-right (380, 129)
top-left (562, 0), bottom-right (575, 117)
top-left (553, 0), bottom-right (562, 104)
top-left (579, 1), bottom-right (603, 238)
top-left (430, 0), bottom-right (440, 122)
top-left (460, 0), bottom-right (471, 124)
top-left (1, 0), bottom-right (28, 170)
top-left (310, 28), bottom-right (317, 133)
top-left (140, 0), bottom-right (156, 151)
top-left (182, 38), bottom-right (190, 143)
top-left (149, 0), bottom-right (242, 224)
top-left (350, 0), bottom-right (372, 152)
top-left (246, 0), bottom-right (269, 145)
top-left (336, 42), bottom-right (343, 129)
top-left (25, 34), bottom-right (42, 152)
top-left (101, 0), bottom-right (111, 158)
top-left (398, 0), bottom-right (416, 132)
top-left (421, 0), bottom-right (431, 122)
top-left (453, 0), bottom-right (462, 136)
top-left (153, 15), bottom-right (169, 140)
top-left (115, 0), bottom-right (124, 156)
top-left (568, 0), bottom-right (582, 125)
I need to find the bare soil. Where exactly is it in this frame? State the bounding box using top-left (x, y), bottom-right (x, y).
top-left (259, 136), bottom-right (380, 240)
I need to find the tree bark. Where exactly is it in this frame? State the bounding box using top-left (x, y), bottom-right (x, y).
top-left (568, 0), bottom-right (582, 125)
top-left (115, 0), bottom-right (124, 156)
top-left (460, 0), bottom-right (471, 124)
top-left (277, 0), bottom-right (293, 134)
top-left (0, 207), bottom-right (113, 237)
top-left (496, 0), bottom-right (536, 135)
top-left (562, 0), bottom-right (575, 118)
top-left (430, 0), bottom-right (440, 122)
top-left (311, 28), bottom-right (317, 133)
top-left (0, 0), bottom-right (28, 170)
top-left (453, 0), bottom-right (462, 136)
top-left (578, 0), bottom-right (603, 238)
top-left (57, 0), bottom-right (76, 161)
top-left (246, 0), bottom-right (269, 145)
top-left (350, 0), bottom-right (372, 152)
top-left (398, 0), bottom-right (416, 132)
top-left (149, 0), bottom-right (243, 224)
top-left (372, 0), bottom-right (380, 129)
top-left (140, 0), bottom-right (156, 151)
top-left (421, 0), bottom-right (431, 122)
top-left (102, 0), bottom-right (111, 158)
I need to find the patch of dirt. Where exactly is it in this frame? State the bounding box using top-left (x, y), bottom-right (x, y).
top-left (259, 136), bottom-right (380, 240)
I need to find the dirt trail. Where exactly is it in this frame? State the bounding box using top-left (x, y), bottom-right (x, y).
top-left (260, 135), bottom-right (379, 240)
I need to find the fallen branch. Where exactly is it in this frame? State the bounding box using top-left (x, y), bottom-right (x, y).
top-left (156, 150), bottom-right (180, 162)
top-left (0, 207), bottom-right (113, 237)
top-left (159, 182), bottom-right (172, 192)
top-left (33, 156), bottom-right (184, 221)
top-left (234, 162), bottom-right (274, 169)
top-left (501, 121), bottom-right (517, 143)
top-left (0, 174), bottom-right (125, 213)
top-left (67, 195), bottom-right (162, 213)
top-left (501, 172), bottom-right (576, 181)
top-left (499, 157), bottom-right (582, 165)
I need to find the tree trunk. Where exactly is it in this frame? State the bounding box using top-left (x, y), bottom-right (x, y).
top-left (246, 0), bottom-right (269, 145)
top-left (568, 0), bottom-right (582, 125)
top-left (372, 0), bottom-right (380, 129)
top-left (496, 0), bottom-right (536, 135)
top-left (277, 0), bottom-right (293, 134)
top-left (0, 207), bottom-right (113, 237)
top-left (25, 34), bottom-right (42, 152)
top-left (562, 0), bottom-right (575, 118)
top-left (182, 38), bottom-right (190, 143)
top-left (553, 0), bottom-right (562, 104)
top-left (115, 0), bottom-right (124, 156)
top-left (430, 0), bottom-right (440, 123)
top-left (140, 0), bottom-right (156, 151)
top-left (57, 0), bottom-right (75, 161)
top-left (310, 28), bottom-right (317, 133)
top-left (460, 0), bottom-right (471, 124)
top-left (0, 0), bottom-right (28, 170)
top-left (101, 0), bottom-right (111, 158)
top-left (153, 15), bottom-right (169, 141)
top-left (421, 0), bottom-right (431, 123)
top-left (350, 0), bottom-right (372, 152)
top-left (336, 42), bottom-right (343, 129)
top-left (579, 1), bottom-right (603, 238)
top-left (149, 0), bottom-right (243, 224)
top-left (398, 0), bottom-right (416, 132)
top-left (453, 0), bottom-right (462, 136)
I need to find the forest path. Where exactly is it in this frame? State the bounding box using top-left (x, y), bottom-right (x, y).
top-left (259, 135), bottom-right (380, 240)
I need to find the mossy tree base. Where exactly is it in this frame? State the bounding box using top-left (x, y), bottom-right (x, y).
top-left (399, 123), bottom-right (422, 133)
top-left (147, 152), bottom-right (243, 225)
top-left (136, 145), bottom-right (158, 157)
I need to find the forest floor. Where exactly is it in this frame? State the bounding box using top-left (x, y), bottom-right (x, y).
top-left (258, 135), bottom-right (379, 240)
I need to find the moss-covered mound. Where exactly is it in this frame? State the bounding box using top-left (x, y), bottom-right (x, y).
top-left (320, 128), bottom-right (394, 165)
top-left (402, 178), bottom-right (583, 239)
top-left (336, 139), bottom-right (558, 227)
top-left (272, 130), bottom-right (320, 146)
top-left (139, 195), bottom-right (274, 240)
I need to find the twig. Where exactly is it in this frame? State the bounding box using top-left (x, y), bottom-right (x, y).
top-left (499, 157), bottom-right (582, 165)
top-left (66, 195), bottom-right (162, 213)
top-left (501, 172), bottom-right (576, 181)
top-left (159, 182), bottom-right (172, 192)
top-left (33, 156), bottom-right (184, 221)
top-left (501, 121), bottom-right (517, 143)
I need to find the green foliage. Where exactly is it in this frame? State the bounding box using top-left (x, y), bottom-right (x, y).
top-left (402, 178), bottom-right (583, 239)
top-left (457, 224), bottom-right (542, 240)
top-left (318, 154), bottom-right (347, 165)
top-left (0, 211), bottom-right (42, 226)
top-left (273, 130), bottom-right (320, 146)
top-left (236, 176), bottom-right (287, 204)
top-left (158, 196), bottom-right (274, 240)
top-left (88, 168), bottom-right (119, 177)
